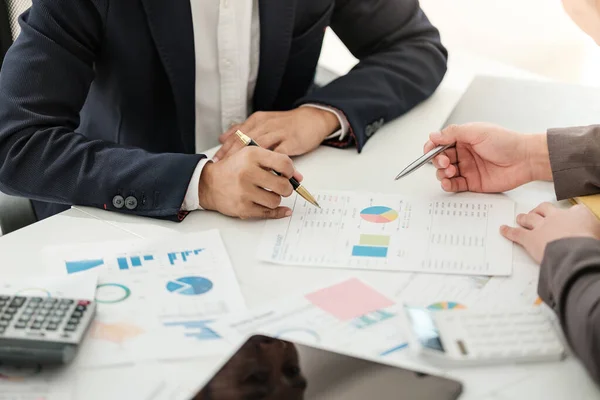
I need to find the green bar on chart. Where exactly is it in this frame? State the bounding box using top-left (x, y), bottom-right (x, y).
top-left (359, 234), bottom-right (390, 247)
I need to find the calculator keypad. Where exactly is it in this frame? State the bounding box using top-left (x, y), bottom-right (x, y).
top-left (434, 309), bottom-right (565, 360)
top-left (0, 295), bottom-right (95, 343)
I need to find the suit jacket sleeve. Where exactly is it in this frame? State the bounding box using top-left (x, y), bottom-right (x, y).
top-left (539, 237), bottom-right (600, 384)
top-left (296, 0), bottom-right (448, 152)
top-left (0, 0), bottom-right (204, 221)
top-left (548, 125), bottom-right (600, 200)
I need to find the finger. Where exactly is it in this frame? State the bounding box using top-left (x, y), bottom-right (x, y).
top-left (440, 177), bottom-right (469, 193)
top-left (293, 170), bottom-right (303, 182)
top-left (249, 185), bottom-right (284, 209)
top-left (220, 138), bottom-right (247, 161)
top-left (219, 125), bottom-right (240, 144)
top-left (531, 202), bottom-right (557, 217)
top-left (254, 168), bottom-right (294, 197)
top-left (516, 212), bottom-right (544, 230)
top-left (423, 140), bottom-right (436, 154)
top-left (436, 166), bottom-right (458, 181)
top-left (257, 150), bottom-right (295, 179)
top-left (432, 154), bottom-right (450, 169)
top-left (256, 132), bottom-right (283, 150)
top-left (242, 204), bottom-right (292, 220)
top-left (274, 142), bottom-right (301, 156)
top-left (443, 148), bottom-right (458, 164)
top-left (213, 142), bottom-right (232, 162)
top-left (430, 124), bottom-right (483, 147)
top-left (500, 225), bottom-right (529, 246)
top-left (242, 112), bottom-right (268, 134)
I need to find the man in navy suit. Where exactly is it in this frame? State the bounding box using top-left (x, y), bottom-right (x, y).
top-left (0, 0), bottom-right (447, 222)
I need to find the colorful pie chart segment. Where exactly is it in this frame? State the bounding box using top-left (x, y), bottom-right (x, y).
top-left (360, 206), bottom-right (398, 224)
top-left (427, 301), bottom-right (466, 311)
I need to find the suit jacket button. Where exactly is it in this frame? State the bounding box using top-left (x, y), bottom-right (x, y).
top-left (125, 196), bottom-right (138, 210)
top-left (112, 195), bottom-right (125, 209)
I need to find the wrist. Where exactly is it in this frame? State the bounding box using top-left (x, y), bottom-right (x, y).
top-left (300, 107), bottom-right (340, 139)
top-left (525, 133), bottom-right (552, 182)
top-left (198, 161), bottom-right (216, 211)
top-left (320, 109), bottom-right (341, 138)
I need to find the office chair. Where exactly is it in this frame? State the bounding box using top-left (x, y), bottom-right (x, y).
top-left (0, 0), bottom-right (36, 235)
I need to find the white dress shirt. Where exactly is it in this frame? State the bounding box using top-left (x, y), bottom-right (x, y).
top-left (182, 0), bottom-right (348, 211)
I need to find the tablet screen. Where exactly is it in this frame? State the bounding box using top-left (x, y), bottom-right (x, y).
top-left (191, 335), bottom-right (462, 400)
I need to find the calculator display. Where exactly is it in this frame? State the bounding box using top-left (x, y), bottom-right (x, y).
top-left (405, 306), bottom-right (445, 352)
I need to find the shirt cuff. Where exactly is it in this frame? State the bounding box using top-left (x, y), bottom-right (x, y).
top-left (301, 104), bottom-right (349, 140)
top-left (182, 158), bottom-right (211, 211)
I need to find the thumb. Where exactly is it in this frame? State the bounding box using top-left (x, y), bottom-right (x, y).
top-left (430, 124), bottom-right (481, 147)
top-left (263, 206), bottom-right (293, 219)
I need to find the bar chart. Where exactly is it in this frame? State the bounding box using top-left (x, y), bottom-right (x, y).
top-left (162, 319), bottom-right (221, 340)
top-left (117, 255), bottom-right (154, 270)
top-left (167, 249), bottom-right (204, 265)
top-left (65, 259), bottom-right (105, 274)
top-left (352, 234), bottom-right (390, 258)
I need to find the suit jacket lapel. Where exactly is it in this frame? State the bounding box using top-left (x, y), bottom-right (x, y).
top-left (140, 0), bottom-right (196, 153)
top-left (254, 0), bottom-right (295, 111)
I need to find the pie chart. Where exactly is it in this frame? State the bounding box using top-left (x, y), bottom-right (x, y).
top-left (360, 206), bottom-right (398, 223)
top-left (166, 276), bottom-right (213, 296)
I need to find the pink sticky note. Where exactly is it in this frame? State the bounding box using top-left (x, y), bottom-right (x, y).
top-left (305, 278), bottom-right (394, 321)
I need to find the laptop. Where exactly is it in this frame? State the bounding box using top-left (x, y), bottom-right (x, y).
top-left (444, 75), bottom-right (600, 131)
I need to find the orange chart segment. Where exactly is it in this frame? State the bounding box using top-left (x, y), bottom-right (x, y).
top-left (89, 322), bottom-right (144, 344)
top-left (360, 206), bottom-right (398, 223)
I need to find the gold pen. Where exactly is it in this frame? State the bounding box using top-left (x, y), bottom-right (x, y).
top-left (234, 130), bottom-right (321, 208)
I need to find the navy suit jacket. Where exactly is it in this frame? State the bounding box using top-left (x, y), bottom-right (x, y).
top-left (0, 0), bottom-right (447, 221)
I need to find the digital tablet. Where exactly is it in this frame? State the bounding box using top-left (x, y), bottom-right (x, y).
top-left (190, 334), bottom-right (463, 399)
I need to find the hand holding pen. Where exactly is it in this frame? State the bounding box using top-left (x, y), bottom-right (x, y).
top-left (398, 123), bottom-right (544, 194)
top-left (197, 138), bottom-right (311, 219)
top-left (234, 130), bottom-right (320, 208)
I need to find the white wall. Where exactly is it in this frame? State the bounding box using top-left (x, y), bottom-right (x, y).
top-left (321, 0), bottom-right (600, 87)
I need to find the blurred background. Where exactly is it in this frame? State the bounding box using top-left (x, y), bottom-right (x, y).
top-left (321, 0), bottom-right (600, 87)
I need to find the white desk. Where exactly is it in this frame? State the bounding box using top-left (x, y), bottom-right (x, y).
top-left (2, 51), bottom-right (599, 399)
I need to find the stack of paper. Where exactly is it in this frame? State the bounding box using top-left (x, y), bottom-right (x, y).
top-left (43, 229), bottom-right (245, 367)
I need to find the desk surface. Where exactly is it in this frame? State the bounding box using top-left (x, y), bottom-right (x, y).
top-left (2, 51), bottom-right (599, 399)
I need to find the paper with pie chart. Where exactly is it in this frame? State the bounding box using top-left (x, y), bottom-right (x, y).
top-left (258, 191), bottom-right (515, 276)
top-left (44, 230), bottom-right (245, 366)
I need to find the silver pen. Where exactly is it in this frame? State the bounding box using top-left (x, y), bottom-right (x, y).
top-left (394, 144), bottom-right (455, 180)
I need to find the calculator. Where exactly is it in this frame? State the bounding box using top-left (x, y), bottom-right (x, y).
top-left (0, 295), bottom-right (96, 365)
top-left (403, 305), bottom-right (566, 366)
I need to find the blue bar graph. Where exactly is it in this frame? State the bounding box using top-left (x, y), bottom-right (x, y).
top-left (65, 259), bottom-right (104, 274)
top-left (167, 249), bottom-right (204, 265)
top-left (163, 319), bottom-right (220, 340)
top-left (115, 255), bottom-right (156, 270)
top-left (352, 245), bottom-right (388, 258)
top-left (131, 256), bottom-right (142, 267)
top-left (117, 257), bottom-right (129, 270)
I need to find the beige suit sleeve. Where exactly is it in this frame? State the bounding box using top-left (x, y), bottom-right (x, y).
top-left (548, 125), bottom-right (600, 200)
top-left (539, 237), bottom-right (600, 384)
